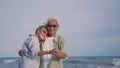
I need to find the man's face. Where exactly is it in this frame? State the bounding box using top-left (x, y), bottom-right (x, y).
top-left (47, 20), bottom-right (59, 37)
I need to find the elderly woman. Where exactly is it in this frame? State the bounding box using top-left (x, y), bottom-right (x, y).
top-left (18, 25), bottom-right (47, 68)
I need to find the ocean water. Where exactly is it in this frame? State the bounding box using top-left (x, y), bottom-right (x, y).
top-left (0, 56), bottom-right (120, 68)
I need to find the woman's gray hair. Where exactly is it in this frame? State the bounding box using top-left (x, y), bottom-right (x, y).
top-left (35, 25), bottom-right (47, 34)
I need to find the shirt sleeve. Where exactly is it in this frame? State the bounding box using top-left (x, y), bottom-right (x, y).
top-left (21, 36), bottom-right (32, 58)
top-left (59, 37), bottom-right (67, 54)
top-left (29, 37), bottom-right (40, 57)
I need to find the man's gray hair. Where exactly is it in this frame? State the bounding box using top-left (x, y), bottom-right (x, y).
top-left (47, 17), bottom-right (59, 24)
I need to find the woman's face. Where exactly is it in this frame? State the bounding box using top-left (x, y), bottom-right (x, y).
top-left (38, 30), bottom-right (47, 41)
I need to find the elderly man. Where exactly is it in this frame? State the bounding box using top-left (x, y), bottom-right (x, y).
top-left (38, 17), bottom-right (67, 68)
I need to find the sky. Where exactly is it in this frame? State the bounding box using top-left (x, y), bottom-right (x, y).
top-left (0, 0), bottom-right (120, 57)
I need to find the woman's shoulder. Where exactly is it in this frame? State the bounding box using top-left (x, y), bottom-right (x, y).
top-left (25, 35), bottom-right (37, 42)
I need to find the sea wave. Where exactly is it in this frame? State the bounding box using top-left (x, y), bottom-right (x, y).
top-left (1, 57), bottom-right (120, 68)
top-left (3, 59), bottom-right (18, 64)
top-left (112, 58), bottom-right (120, 66)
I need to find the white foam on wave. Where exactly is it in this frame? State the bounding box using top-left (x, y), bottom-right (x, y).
top-left (4, 59), bottom-right (18, 63)
top-left (112, 58), bottom-right (120, 66)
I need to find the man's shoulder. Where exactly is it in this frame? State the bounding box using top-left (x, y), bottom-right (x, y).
top-left (56, 35), bottom-right (63, 38)
top-left (56, 35), bottom-right (66, 41)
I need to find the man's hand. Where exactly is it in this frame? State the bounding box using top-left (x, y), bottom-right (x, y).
top-left (51, 48), bottom-right (60, 55)
top-left (18, 50), bottom-right (25, 56)
top-left (51, 48), bottom-right (67, 59)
